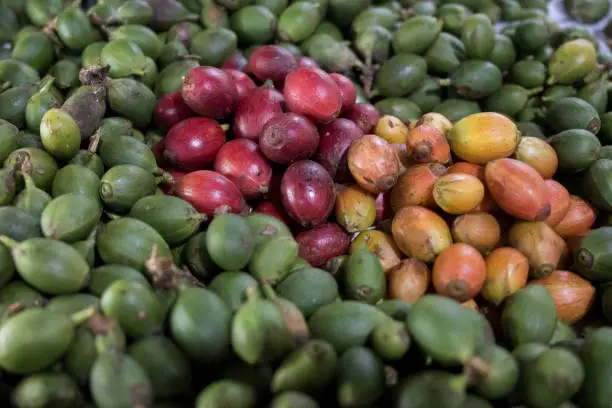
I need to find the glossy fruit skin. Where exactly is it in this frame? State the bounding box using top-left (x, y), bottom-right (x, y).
top-left (448, 112), bottom-right (520, 165)
top-left (514, 137), bottom-right (558, 180)
top-left (341, 103), bottom-right (381, 134)
top-left (283, 66), bottom-right (343, 124)
top-left (388, 258), bottom-right (430, 304)
top-left (485, 158), bottom-right (551, 222)
top-left (223, 69), bottom-right (256, 102)
top-left (543, 180), bottom-right (571, 227)
top-left (213, 139), bottom-right (273, 199)
top-left (181, 66), bottom-right (239, 119)
top-left (405, 124), bottom-right (452, 164)
top-left (553, 195), bottom-right (596, 238)
top-left (391, 206), bottom-right (452, 262)
top-left (509, 221), bottom-right (568, 279)
top-left (295, 223), bottom-right (350, 267)
top-left (548, 39), bottom-right (597, 85)
top-left (153, 90), bottom-right (195, 130)
top-left (335, 184), bottom-right (377, 233)
top-left (247, 45), bottom-right (297, 88)
top-left (533, 270), bottom-right (595, 324)
top-left (390, 163), bottom-right (447, 211)
top-left (481, 247), bottom-right (529, 305)
top-left (432, 243), bottom-right (487, 302)
top-left (315, 118), bottom-right (364, 181)
top-left (451, 212), bottom-right (501, 254)
top-left (330, 73), bottom-right (357, 109)
top-left (280, 160), bottom-right (335, 228)
top-left (259, 113), bottom-right (320, 164)
top-left (433, 173), bottom-right (485, 215)
top-left (348, 134), bottom-right (400, 195)
top-left (173, 170), bottom-right (247, 218)
top-left (162, 117), bottom-right (226, 172)
top-left (232, 86), bottom-right (285, 141)
top-left (501, 284), bottom-right (558, 347)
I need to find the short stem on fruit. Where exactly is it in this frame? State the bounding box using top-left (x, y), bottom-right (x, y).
top-left (449, 374), bottom-right (469, 392)
top-left (463, 356), bottom-right (490, 385)
top-left (42, 17), bottom-right (58, 35)
top-left (155, 171), bottom-right (174, 186)
top-left (99, 25), bottom-right (113, 37)
top-left (385, 366), bottom-right (399, 387)
top-left (399, 8), bottom-right (414, 20)
top-left (244, 286), bottom-right (259, 300)
top-left (103, 211), bottom-right (122, 220)
top-left (38, 75), bottom-right (56, 93)
top-left (261, 283), bottom-right (277, 300)
top-left (0, 236), bottom-right (18, 249)
top-left (88, 129), bottom-right (101, 153)
top-left (182, 54), bottom-right (202, 61)
top-left (71, 307), bottom-right (97, 325)
top-left (436, 78), bottom-right (451, 87)
top-left (146, 244), bottom-right (201, 289)
top-left (526, 86), bottom-right (544, 97)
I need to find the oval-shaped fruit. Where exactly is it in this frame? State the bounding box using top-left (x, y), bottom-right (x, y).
top-left (548, 129), bottom-right (601, 172)
top-left (129, 195), bottom-right (205, 246)
top-left (452, 212), bottom-right (501, 254)
top-left (577, 327), bottom-right (612, 408)
top-left (485, 158), bottom-right (551, 221)
top-left (40, 193), bottom-right (102, 243)
top-left (407, 295), bottom-right (478, 365)
top-left (509, 221), bottom-right (567, 278)
top-left (348, 134), bottom-right (400, 194)
top-left (295, 223), bottom-right (349, 268)
top-left (481, 247), bottom-right (529, 305)
top-left (514, 137), bottom-right (558, 179)
top-left (335, 184), bottom-right (376, 233)
top-left (374, 115), bottom-right (409, 144)
top-left (391, 206), bottom-right (452, 262)
top-left (390, 163), bottom-right (447, 211)
top-left (543, 180), bottom-right (571, 227)
top-left (388, 258), bottom-right (430, 304)
top-left (405, 124), bottom-right (451, 164)
top-left (573, 227), bottom-right (612, 281)
top-left (533, 270), bottom-right (595, 324)
top-left (283, 66), bottom-right (342, 124)
top-left (96, 217), bottom-right (172, 273)
top-left (448, 112), bottom-right (520, 165)
top-left (548, 39), bottom-right (597, 85)
top-left (350, 230), bottom-right (402, 273)
top-left (10, 237), bottom-right (90, 295)
top-left (343, 248), bottom-right (386, 305)
top-left (501, 284), bottom-right (558, 347)
top-left (206, 213), bottom-right (254, 271)
top-left (170, 287), bottom-right (231, 363)
top-left (0, 308), bottom-right (75, 374)
top-left (249, 235), bottom-right (299, 284)
top-left (433, 173), bottom-right (485, 215)
top-left (553, 195), bottom-right (596, 238)
top-left (89, 351), bottom-right (153, 408)
top-left (520, 348), bottom-right (585, 408)
top-left (100, 279), bottom-right (164, 339)
top-left (276, 267), bottom-right (339, 318)
top-left (433, 243), bottom-right (487, 302)
top-left (280, 160), bottom-right (335, 228)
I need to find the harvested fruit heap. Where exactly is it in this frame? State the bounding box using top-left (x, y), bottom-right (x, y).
top-left (2, 0), bottom-right (612, 407)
